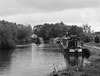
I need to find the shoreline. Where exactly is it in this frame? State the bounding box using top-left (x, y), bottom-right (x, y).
top-left (48, 43), bottom-right (100, 76)
top-left (16, 44), bottom-right (32, 48)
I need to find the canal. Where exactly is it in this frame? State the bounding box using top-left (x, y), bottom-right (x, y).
top-left (0, 43), bottom-right (89, 76)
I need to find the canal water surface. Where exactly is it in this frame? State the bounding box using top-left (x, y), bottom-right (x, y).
top-left (0, 44), bottom-right (89, 76)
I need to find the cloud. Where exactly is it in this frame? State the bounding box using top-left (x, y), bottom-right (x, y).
top-left (1, 7), bottom-right (100, 31)
top-left (0, 0), bottom-right (39, 16)
top-left (1, 8), bottom-right (98, 24)
top-left (16, 0), bottom-right (100, 11)
top-left (0, 0), bottom-right (100, 31)
top-left (1, 9), bottom-right (82, 25)
top-left (0, 0), bottom-right (100, 16)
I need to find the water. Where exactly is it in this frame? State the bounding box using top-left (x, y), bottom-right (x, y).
top-left (0, 43), bottom-right (89, 76)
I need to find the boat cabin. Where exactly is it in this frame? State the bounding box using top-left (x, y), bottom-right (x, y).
top-left (68, 35), bottom-right (80, 48)
top-left (61, 34), bottom-right (83, 53)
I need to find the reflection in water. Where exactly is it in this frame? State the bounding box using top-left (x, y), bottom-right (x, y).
top-left (0, 44), bottom-right (66, 76)
top-left (31, 44), bottom-right (66, 76)
top-left (0, 49), bottom-right (13, 75)
top-left (0, 44), bottom-right (90, 76)
top-left (63, 53), bottom-right (90, 67)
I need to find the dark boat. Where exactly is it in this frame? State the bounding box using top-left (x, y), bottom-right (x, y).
top-left (60, 35), bottom-right (84, 54)
top-left (61, 35), bottom-right (90, 58)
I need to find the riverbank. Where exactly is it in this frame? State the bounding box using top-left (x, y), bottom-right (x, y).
top-left (48, 43), bottom-right (100, 76)
top-left (16, 44), bottom-right (32, 48)
top-left (49, 58), bottom-right (100, 76)
top-left (85, 41), bottom-right (100, 47)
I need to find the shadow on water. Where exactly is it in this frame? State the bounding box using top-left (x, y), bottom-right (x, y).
top-left (0, 49), bottom-right (14, 73)
top-left (0, 44), bottom-right (91, 76)
top-left (63, 52), bottom-right (90, 67)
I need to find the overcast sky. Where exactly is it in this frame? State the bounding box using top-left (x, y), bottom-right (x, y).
top-left (0, 0), bottom-right (100, 31)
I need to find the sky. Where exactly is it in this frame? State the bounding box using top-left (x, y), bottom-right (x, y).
top-left (0, 0), bottom-right (100, 31)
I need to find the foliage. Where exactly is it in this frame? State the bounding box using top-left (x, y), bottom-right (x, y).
top-left (82, 24), bottom-right (91, 34)
top-left (0, 20), bottom-right (32, 48)
top-left (33, 22), bottom-right (71, 41)
top-left (84, 36), bottom-right (91, 42)
top-left (33, 22), bottom-right (87, 42)
top-left (95, 36), bottom-right (99, 43)
top-left (0, 20), bottom-right (93, 49)
top-left (68, 26), bottom-right (83, 35)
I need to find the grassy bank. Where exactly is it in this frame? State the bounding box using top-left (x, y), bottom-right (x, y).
top-left (85, 41), bottom-right (100, 47)
top-left (48, 43), bottom-right (100, 76)
top-left (49, 58), bottom-right (100, 76)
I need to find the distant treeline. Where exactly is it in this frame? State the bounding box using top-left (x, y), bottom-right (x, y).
top-left (0, 20), bottom-right (92, 49)
top-left (33, 21), bottom-right (92, 43)
top-left (0, 20), bottom-right (32, 49)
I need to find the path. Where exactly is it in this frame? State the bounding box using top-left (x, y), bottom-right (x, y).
top-left (84, 44), bottom-right (100, 50)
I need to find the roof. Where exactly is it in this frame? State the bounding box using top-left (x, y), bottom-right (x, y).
top-left (31, 34), bottom-right (37, 38)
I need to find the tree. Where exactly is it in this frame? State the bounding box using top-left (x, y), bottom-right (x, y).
top-left (85, 36), bottom-right (91, 42)
top-left (33, 22), bottom-right (69, 41)
top-left (68, 26), bottom-right (83, 36)
top-left (0, 20), bottom-right (33, 48)
top-left (33, 22), bottom-right (86, 42)
top-left (33, 25), bottom-right (42, 35)
top-left (82, 24), bottom-right (91, 34)
top-left (68, 25), bottom-right (86, 41)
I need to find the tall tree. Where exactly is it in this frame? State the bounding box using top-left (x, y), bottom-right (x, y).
top-left (82, 24), bottom-right (91, 34)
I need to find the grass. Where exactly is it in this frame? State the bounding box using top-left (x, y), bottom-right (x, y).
top-left (48, 42), bottom-right (100, 76)
top-left (49, 60), bottom-right (100, 76)
top-left (85, 41), bottom-right (100, 47)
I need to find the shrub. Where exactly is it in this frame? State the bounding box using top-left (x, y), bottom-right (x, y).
top-left (0, 39), bottom-right (16, 49)
top-left (84, 36), bottom-right (91, 43)
top-left (95, 36), bottom-right (99, 43)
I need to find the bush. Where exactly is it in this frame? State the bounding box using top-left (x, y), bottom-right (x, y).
top-left (95, 36), bottom-right (99, 43)
top-left (1, 39), bottom-right (16, 49)
top-left (7, 39), bottom-right (16, 49)
top-left (84, 36), bottom-right (91, 43)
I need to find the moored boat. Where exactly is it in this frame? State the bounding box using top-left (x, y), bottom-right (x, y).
top-left (60, 35), bottom-right (83, 54)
